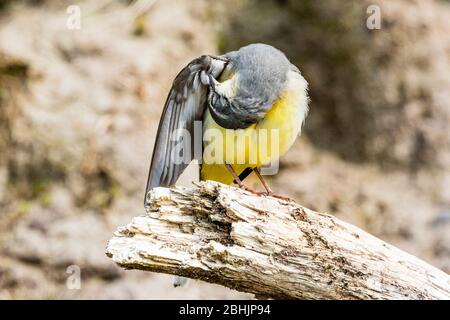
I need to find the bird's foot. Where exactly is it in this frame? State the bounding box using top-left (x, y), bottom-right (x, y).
top-left (235, 183), bottom-right (291, 201)
top-left (265, 192), bottom-right (292, 202)
top-left (234, 181), bottom-right (266, 196)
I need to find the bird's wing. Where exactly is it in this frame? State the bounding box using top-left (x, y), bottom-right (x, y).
top-left (145, 55), bottom-right (227, 207)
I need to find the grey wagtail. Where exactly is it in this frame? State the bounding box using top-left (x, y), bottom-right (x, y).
top-left (144, 43), bottom-right (309, 286)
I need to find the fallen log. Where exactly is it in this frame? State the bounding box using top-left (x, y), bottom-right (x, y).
top-left (105, 181), bottom-right (450, 299)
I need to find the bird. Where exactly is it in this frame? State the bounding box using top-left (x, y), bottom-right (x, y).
top-left (144, 43), bottom-right (309, 287)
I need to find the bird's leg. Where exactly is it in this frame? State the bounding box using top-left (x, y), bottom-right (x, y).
top-left (253, 167), bottom-right (273, 194)
top-left (253, 167), bottom-right (291, 202)
top-left (225, 164), bottom-right (264, 196)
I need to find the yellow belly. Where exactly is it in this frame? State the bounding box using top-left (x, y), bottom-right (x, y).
top-left (201, 70), bottom-right (308, 185)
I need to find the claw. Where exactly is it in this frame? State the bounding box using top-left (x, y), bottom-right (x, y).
top-left (241, 185), bottom-right (266, 196)
top-left (232, 179), bottom-right (264, 196)
top-left (267, 193), bottom-right (291, 202)
top-left (239, 185), bottom-right (291, 201)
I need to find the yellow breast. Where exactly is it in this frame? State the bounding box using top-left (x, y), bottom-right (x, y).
top-left (201, 70), bottom-right (308, 184)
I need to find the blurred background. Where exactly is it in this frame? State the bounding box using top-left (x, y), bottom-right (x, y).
top-left (0, 0), bottom-right (449, 299)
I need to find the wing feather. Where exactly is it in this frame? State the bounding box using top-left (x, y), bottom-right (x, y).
top-left (145, 55), bottom-right (227, 206)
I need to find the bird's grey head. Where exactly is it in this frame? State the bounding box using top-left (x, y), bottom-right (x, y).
top-left (224, 43), bottom-right (291, 105)
top-left (207, 43), bottom-right (297, 129)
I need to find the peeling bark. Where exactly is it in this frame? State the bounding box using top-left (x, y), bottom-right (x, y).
top-left (105, 181), bottom-right (450, 300)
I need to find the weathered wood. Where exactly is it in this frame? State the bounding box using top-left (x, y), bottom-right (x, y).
top-left (105, 181), bottom-right (450, 300)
